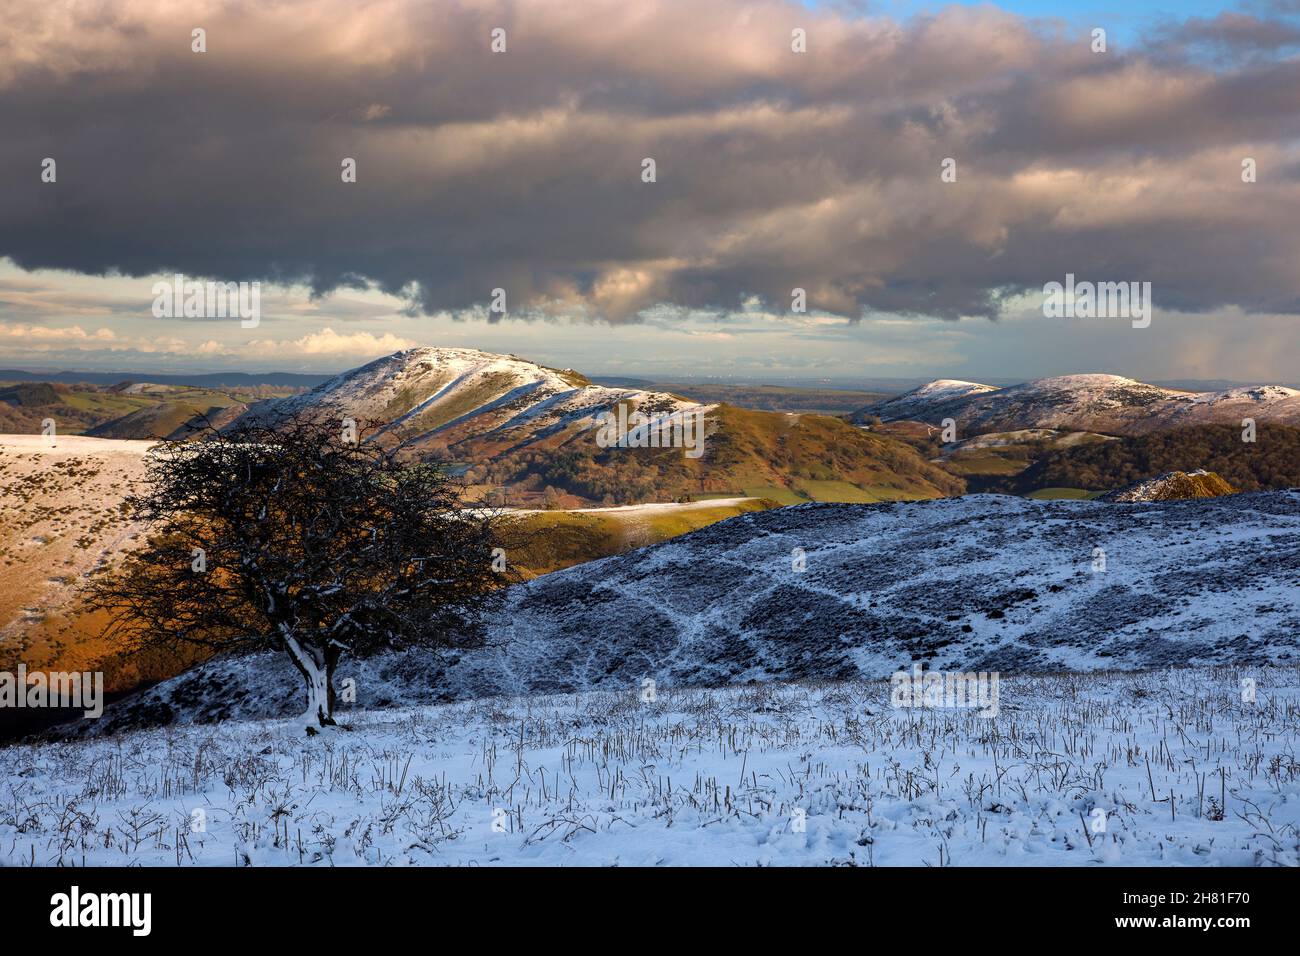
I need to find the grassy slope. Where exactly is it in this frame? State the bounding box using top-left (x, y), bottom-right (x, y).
top-left (0, 386), bottom-right (151, 433)
top-left (86, 392), bottom-right (246, 439)
top-left (0, 384), bottom-right (254, 439)
top-left (704, 406), bottom-right (964, 499)
top-left (1025, 487), bottom-right (1104, 500)
top-left (506, 499), bottom-right (775, 576)
top-left (478, 405), bottom-right (965, 506)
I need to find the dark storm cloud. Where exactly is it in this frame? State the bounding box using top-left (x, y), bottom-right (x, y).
top-left (1, 0), bottom-right (1299, 322)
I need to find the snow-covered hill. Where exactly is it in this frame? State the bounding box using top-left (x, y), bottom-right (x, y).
top-left (857, 374), bottom-right (1300, 436)
top-left (70, 490), bottom-right (1300, 737)
top-left (237, 347), bottom-right (704, 457)
top-left (221, 346), bottom-right (963, 505)
top-left (861, 379), bottom-right (999, 421)
top-left (7, 668), bottom-right (1299, 866)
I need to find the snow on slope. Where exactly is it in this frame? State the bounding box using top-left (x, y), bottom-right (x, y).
top-left (6, 668), bottom-right (1298, 866)
top-left (859, 374), bottom-right (1300, 435)
top-left (237, 347), bottom-right (705, 453)
top-left (861, 379), bottom-right (998, 421)
top-left (71, 491), bottom-right (1300, 737)
top-left (0, 436), bottom-right (153, 666)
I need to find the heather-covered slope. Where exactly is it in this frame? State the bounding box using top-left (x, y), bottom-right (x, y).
top-left (71, 490), bottom-right (1300, 737)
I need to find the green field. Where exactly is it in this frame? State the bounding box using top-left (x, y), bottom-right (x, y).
top-left (741, 484), bottom-right (807, 505)
top-left (1025, 487), bottom-right (1105, 500)
top-left (57, 392), bottom-right (155, 415)
top-left (737, 480), bottom-right (926, 504)
top-left (797, 479), bottom-right (923, 503)
top-left (508, 499), bottom-right (774, 575)
top-left (943, 452), bottom-right (1030, 477)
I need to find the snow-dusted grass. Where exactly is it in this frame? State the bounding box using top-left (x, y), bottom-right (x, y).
top-left (2, 667), bottom-right (1297, 866)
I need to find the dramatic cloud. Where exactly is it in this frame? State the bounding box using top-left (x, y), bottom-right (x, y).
top-left (2, 0), bottom-right (1299, 324)
top-left (219, 328), bottom-right (417, 357)
top-left (0, 322), bottom-right (117, 343)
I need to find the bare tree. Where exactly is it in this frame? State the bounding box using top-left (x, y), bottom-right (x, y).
top-left (86, 416), bottom-right (508, 729)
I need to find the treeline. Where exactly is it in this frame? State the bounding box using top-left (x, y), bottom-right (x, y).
top-left (1015, 425), bottom-right (1300, 492)
top-left (0, 383), bottom-right (103, 433)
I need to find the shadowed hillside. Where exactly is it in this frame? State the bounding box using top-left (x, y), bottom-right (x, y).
top-left (470, 403), bottom-right (964, 505)
top-left (1013, 424), bottom-right (1300, 494)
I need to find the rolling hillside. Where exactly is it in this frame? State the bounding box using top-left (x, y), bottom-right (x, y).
top-left (232, 348), bottom-right (962, 505)
top-left (67, 489), bottom-right (1300, 737)
top-left (0, 379), bottom-right (289, 438)
top-left (856, 374), bottom-right (1300, 437)
top-left (84, 396), bottom-right (248, 439)
top-left (0, 436), bottom-right (172, 690)
top-left (0, 382), bottom-right (154, 433)
top-left (0, 341), bottom-right (963, 697)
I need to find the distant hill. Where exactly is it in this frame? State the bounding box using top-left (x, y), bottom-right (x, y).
top-left (230, 347), bottom-right (962, 506)
top-left (0, 381), bottom-right (299, 438)
top-left (855, 374), bottom-right (1300, 437)
top-left (0, 382), bottom-right (62, 406)
top-left (0, 382), bottom-right (148, 433)
top-left (862, 379), bottom-right (998, 421)
top-left (84, 398), bottom-right (249, 440)
top-left (78, 385), bottom-right (255, 440)
top-left (0, 368), bottom-right (330, 388)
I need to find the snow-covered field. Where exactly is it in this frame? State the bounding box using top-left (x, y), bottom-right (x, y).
top-left (4, 667), bottom-right (1297, 866)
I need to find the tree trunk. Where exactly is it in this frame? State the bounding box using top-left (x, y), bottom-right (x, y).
top-left (283, 634), bottom-right (337, 728)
